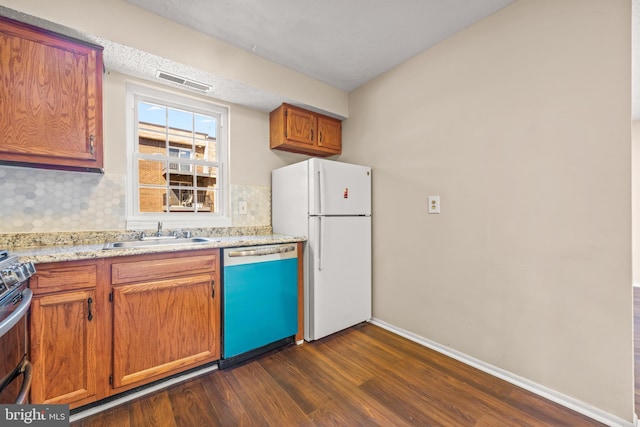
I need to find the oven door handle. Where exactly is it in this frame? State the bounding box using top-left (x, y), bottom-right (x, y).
top-left (0, 357), bottom-right (32, 404)
top-left (0, 289), bottom-right (32, 337)
top-left (15, 359), bottom-right (32, 404)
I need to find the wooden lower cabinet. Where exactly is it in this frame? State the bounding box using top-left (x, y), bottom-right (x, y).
top-left (30, 289), bottom-right (98, 406)
top-left (28, 249), bottom-right (220, 408)
top-left (111, 273), bottom-right (220, 389)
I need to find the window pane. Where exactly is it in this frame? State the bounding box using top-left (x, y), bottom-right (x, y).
top-left (138, 102), bottom-right (166, 127)
top-left (169, 137), bottom-right (193, 157)
top-left (168, 108), bottom-right (192, 133)
top-left (196, 189), bottom-right (216, 213)
top-left (195, 139), bottom-right (216, 162)
top-left (139, 128), bottom-right (167, 153)
top-left (138, 159), bottom-right (166, 186)
top-left (168, 170), bottom-right (194, 191)
top-left (139, 187), bottom-right (167, 213)
top-left (169, 148), bottom-right (192, 172)
top-left (196, 164), bottom-right (217, 179)
top-left (195, 114), bottom-right (216, 139)
top-left (168, 186), bottom-right (195, 211)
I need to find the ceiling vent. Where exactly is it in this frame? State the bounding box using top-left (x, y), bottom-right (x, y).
top-left (156, 70), bottom-right (212, 93)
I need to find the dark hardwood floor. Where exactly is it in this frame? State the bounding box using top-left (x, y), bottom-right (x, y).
top-left (72, 323), bottom-right (606, 426)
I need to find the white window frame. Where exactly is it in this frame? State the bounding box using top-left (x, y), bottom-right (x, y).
top-left (125, 82), bottom-right (231, 230)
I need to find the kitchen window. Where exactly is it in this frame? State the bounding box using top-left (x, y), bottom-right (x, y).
top-left (126, 83), bottom-right (231, 229)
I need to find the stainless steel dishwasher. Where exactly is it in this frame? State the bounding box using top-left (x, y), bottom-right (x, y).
top-left (220, 243), bottom-right (298, 368)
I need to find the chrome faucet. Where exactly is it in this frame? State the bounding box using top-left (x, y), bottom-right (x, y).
top-left (156, 221), bottom-right (163, 237)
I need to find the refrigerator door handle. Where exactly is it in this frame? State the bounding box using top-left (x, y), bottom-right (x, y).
top-left (318, 169), bottom-right (323, 215)
top-left (317, 216), bottom-right (323, 271)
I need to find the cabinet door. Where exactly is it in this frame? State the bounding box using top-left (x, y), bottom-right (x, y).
top-left (285, 105), bottom-right (317, 147)
top-left (0, 17), bottom-right (103, 170)
top-left (30, 290), bottom-right (97, 405)
top-left (111, 274), bottom-right (219, 389)
top-left (317, 116), bottom-right (342, 154)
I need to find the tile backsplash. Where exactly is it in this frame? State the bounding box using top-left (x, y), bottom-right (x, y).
top-left (0, 166), bottom-right (271, 232)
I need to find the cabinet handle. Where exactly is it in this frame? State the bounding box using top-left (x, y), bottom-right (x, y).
top-left (310, 129), bottom-right (314, 141)
top-left (211, 279), bottom-right (215, 298)
top-left (319, 131), bottom-right (323, 144)
top-left (89, 135), bottom-right (95, 155)
top-left (87, 297), bottom-right (93, 321)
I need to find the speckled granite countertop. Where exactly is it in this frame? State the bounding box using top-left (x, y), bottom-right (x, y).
top-left (1, 227), bottom-right (306, 264)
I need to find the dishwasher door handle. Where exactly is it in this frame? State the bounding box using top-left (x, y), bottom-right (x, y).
top-left (227, 245), bottom-right (296, 257)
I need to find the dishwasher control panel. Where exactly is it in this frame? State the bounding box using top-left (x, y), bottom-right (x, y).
top-left (223, 244), bottom-right (297, 266)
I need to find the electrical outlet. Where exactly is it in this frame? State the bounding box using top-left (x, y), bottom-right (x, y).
top-left (428, 196), bottom-right (440, 214)
top-left (238, 200), bottom-right (248, 215)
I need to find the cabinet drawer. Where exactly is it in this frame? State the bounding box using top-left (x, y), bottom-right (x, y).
top-left (111, 250), bottom-right (218, 285)
top-left (30, 261), bottom-right (99, 294)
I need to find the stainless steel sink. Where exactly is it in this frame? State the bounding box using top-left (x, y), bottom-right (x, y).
top-left (103, 237), bottom-right (212, 250)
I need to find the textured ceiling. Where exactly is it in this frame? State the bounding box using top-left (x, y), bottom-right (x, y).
top-left (125, 0), bottom-right (515, 92)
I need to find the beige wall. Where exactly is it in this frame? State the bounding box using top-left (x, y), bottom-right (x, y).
top-left (343, 0), bottom-right (633, 421)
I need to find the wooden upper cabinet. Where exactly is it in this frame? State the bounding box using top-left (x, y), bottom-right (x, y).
top-left (317, 115), bottom-right (342, 152)
top-left (285, 106), bottom-right (316, 146)
top-left (0, 16), bottom-right (103, 172)
top-left (270, 103), bottom-right (342, 157)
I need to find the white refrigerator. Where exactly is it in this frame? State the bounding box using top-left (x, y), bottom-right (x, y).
top-left (272, 158), bottom-right (371, 341)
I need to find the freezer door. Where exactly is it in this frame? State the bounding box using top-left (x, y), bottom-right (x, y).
top-left (309, 159), bottom-right (371, 216)
top-left (307, 216), bottom-right (371, 340)
top-left (272, 160), bottom-right (309, 236)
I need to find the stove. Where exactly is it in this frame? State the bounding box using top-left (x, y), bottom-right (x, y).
top-left (0, 250), bottom-right (35, 404)
top-left (0, 252), bottom-right (35, 321)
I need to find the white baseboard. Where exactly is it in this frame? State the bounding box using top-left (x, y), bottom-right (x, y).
top-left (369, 318), bottom-right (635, 427)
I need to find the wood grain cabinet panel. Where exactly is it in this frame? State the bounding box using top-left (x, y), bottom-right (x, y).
top-left (28, 250), bottom-right (222, 407)
top-left (111, 274), bottom-right (219, 389)
top-left (0, 16), bottom-right (103, 171)
top-left (30, 289), bottom-right (97, 405)
top-left (29, 260), bottom-right (97, 295)
top-left (270, 103), bottom-right (342, 156)
top-left (317, 115), bottom-right (342, 153)
top-left (282, 106), bottom-right (316, 147)
top-left (110, 249), bottom-right (220, 392)
top-left (111, 252), bottom-right (216, 285)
